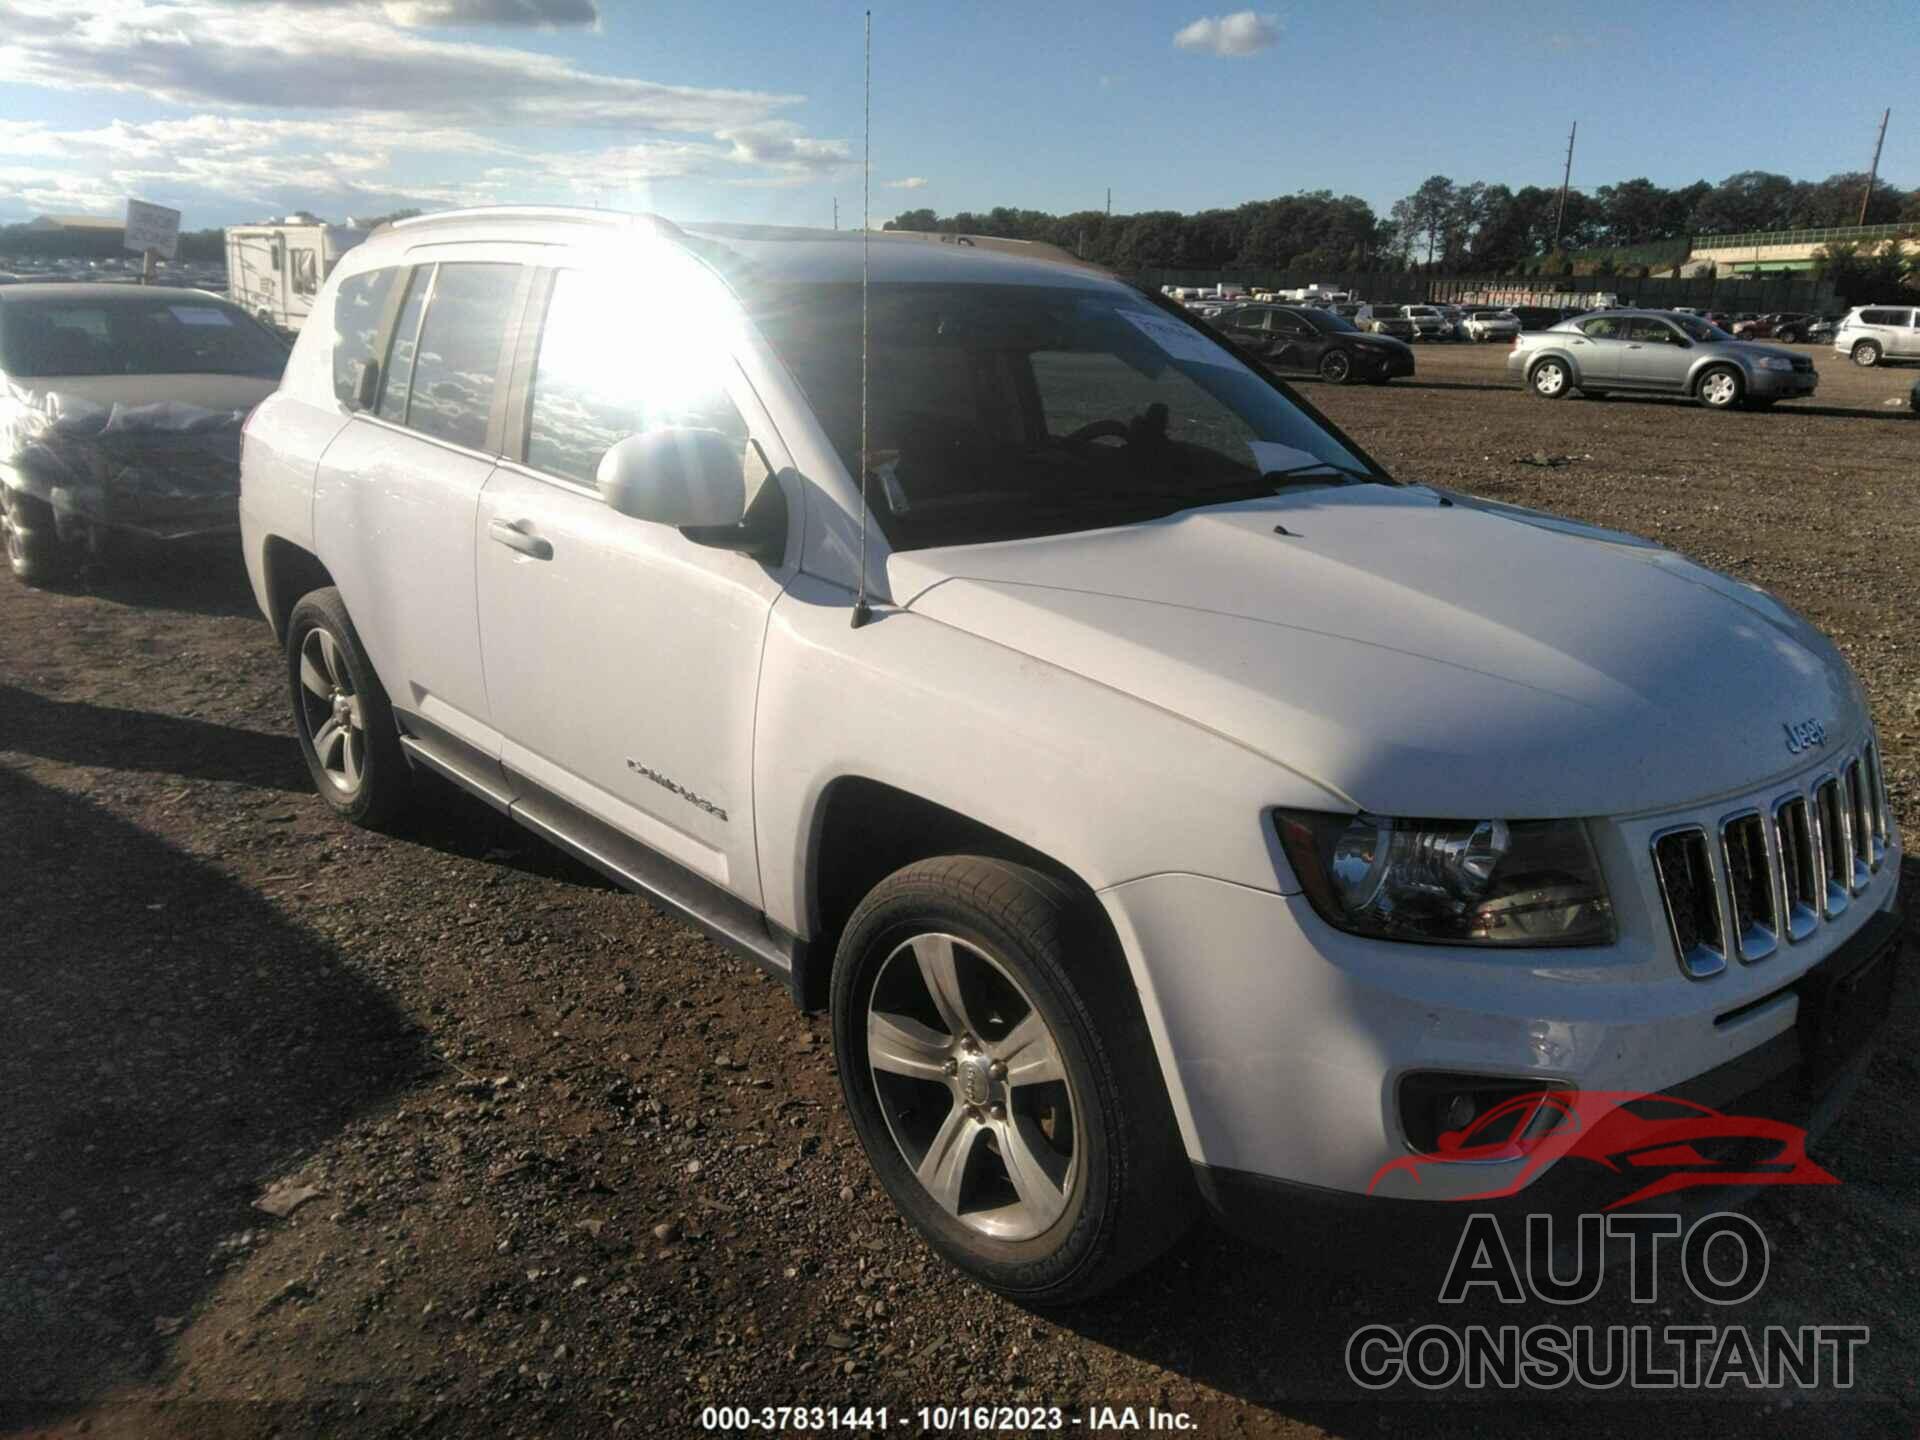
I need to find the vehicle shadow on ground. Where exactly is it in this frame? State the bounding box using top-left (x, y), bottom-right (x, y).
top-left (0, 767), bottom-right (427, 1429)
top-left (386, 767), bottom-right (621, 893)
top-left (45, 543), bottom-right (262, 621)
top-left (0, 683), bottom-right (309, 792)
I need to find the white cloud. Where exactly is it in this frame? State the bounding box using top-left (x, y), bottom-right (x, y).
top-left (0, 1), bottom-right (855, 223)
top-left (0, 1), bottom-right (797, 131)
top-left (381, 0), bottom-right (598, 26)
top-left (884, 177), bottom-right (929, 190)
top-left (1172, 10), bottom-right (1279, 56)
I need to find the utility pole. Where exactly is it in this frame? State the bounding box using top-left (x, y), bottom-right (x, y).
top-left (1859, 108), bottom-right (1889, 225)
top-left (1105, 187), bottom-right (1111, 217)
top-left (1552, 121), bottom-right (1577, 251)
top-left (833, 197), bottom-right (839, 231)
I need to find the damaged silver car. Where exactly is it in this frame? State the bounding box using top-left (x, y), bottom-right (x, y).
top-left (0, 284), bottom-right (286, 585)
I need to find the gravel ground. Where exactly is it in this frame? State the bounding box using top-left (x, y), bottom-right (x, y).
top-left (2, 344), bottom-right (1916, 1439)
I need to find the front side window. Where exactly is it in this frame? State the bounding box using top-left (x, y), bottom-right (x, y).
top-left (331, 266), bottom-right (398, 405)
top-left (402, 262), bottom-right (519, 450)
top-left (524, 267), bottom-right (747, 488)
top-left (755, 282), bottom-right (1376, 551)
top-left (1627, 318), bottom-right (1681, 345)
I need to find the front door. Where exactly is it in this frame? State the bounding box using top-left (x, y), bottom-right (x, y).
top-left (475, 261), bottom-right (797, 908)
top-left (1268, 312), bottom-right (1320, 372)
top-left (1622, 316), bottom-right (1694, 391)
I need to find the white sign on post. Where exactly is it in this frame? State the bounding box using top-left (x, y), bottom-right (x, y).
top-left (124, 199), bottom-right (182, 260)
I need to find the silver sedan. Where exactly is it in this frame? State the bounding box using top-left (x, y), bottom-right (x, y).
top-left (1507, 309), bottom-right (1818, 410)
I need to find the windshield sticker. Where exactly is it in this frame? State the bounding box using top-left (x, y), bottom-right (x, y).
top-left (1248, 440), bottom-right (1331, 475)
top-left (168, 306), bottom-right (235, 327)
top-left (1116, 308), bottom-right (1242, 370)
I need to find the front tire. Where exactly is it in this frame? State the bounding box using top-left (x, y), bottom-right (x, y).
top-left (1529, 358), bottom-right (1570, 399)
top-left (286, 587), bottom-right (410, 827)
top-left (1697, 365), bottom-right (1743, 410)
top-left (831, 857), bottom-right (1191, 1304)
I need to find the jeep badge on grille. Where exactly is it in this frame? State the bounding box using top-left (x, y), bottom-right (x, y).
top-left (1783, 718), bottom-right (1827, 754)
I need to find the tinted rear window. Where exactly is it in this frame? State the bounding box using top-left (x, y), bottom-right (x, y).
top-left (0, 297), bottom-right (286, 379)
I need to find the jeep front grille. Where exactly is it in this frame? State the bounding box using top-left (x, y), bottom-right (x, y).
top-left (1719, 811), bottom-right (1778, 963)
top-left (1652, 827), bottom-right (1727, 979)
top-left (1651, 735), bottom-right (1893, 979)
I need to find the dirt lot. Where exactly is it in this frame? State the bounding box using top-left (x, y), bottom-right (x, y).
top-left (3, 344), bottom-right (1917, 1439)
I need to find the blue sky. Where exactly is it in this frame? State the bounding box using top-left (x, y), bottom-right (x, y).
top-left (1, 0), bottom-right (1914, 231)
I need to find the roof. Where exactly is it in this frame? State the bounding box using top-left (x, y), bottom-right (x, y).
top-left (0, 283), bottom-right (226, 306)
top-left (25, 214), bottom-right (126, 232)
top-left (366, 206), bottom-right (1120, 291)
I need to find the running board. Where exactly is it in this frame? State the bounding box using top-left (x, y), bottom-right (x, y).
top-left (396, 715), bottom-right (798, 993)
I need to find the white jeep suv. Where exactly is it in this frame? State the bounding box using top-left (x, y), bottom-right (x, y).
top-left (240, 208), bottom-right (1903, 1301)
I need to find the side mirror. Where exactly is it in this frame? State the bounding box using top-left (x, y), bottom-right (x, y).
top-left (597, 428), bottom-right (747, 529)
top-left (349, 358), bottom-right (380, 411)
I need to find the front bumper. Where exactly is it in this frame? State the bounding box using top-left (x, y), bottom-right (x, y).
top-left (1191, 904), bottom-right (1901, 1255)
top-left (1097, 825), bottom-right (1902, 1204)
top-left (1748, 366), bottom-right (1818, 398)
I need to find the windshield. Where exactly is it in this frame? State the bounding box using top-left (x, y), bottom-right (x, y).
top-left (1670, 314), bottom-right (1733, 343)
top-left (755, 282), bottom-right (1379, 550)
top-left (0, 297), bottom-right (287, 379)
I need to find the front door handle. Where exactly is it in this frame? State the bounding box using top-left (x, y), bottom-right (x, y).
top-left (489, 519), bottom-right (553, 561)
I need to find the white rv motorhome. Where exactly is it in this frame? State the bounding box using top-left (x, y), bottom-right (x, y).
top-left (225, 217), bottom-right (367, 333)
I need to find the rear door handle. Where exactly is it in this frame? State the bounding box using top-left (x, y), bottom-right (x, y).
top-left (489, 519), bottom-right (553, 561)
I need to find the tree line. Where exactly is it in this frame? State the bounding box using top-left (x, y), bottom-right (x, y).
top-left (885, 169), bottom-right (1920, 276)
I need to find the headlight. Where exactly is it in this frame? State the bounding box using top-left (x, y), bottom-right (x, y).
top-left (1757, 356), bottom-right (1794, 372)
top-left (1274, 811), bottom-right (1615, 947)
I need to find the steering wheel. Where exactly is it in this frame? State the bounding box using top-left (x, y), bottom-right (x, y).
top-left (1063, 419), bottom-right (1132, 448)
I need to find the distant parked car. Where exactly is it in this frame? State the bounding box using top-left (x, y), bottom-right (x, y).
top-left (1215, 303), bottom-right (1416, 384)
top-left (1735, 312), bottom-right (1813, 342)
top-left (1462, 309), bottom-right (1521, 343)
top-left (1399, 305), bottom-right (1448, 341)
top-left (0, 284), bottom-right (287, 583)
top-left (1803, 314), bottom-right (1844, 345)
top-left (1506, 305), bottom-right (1567, 332)
top-left (1833, 305), bottom-right (1919, 367)
top-left (1353, 304), bottom-right (1415, 340)
top-left (1429, 303), bottom-right (1470, 340)
top-left (1508, 308), bottom-right (1817, 410)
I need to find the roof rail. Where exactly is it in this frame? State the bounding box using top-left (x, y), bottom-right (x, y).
top-left (383, 206), bottom-right (686, 237)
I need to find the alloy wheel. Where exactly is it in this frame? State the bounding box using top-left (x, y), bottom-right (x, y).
top-left (1321, 351), bottom-right (1351, 383)
top-left (1532, 361), bottom-right (1566, 396)
top-left (866, 932), bottom-right (1077, 1241)
top-left (297, 626), bottom-right (367, 795)
top-left (1700, 370), bottom-right (1739, 408)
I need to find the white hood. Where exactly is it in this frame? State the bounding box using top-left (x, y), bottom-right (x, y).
top-left (887, 484), bottom-right (1864, 818)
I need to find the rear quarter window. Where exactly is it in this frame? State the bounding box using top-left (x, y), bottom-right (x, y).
top-left (331, 267), bottom-right (399, 406)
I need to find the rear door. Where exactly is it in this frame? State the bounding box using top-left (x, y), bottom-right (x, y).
top-left (312, 253), bottom-right (529, 782)
top-left (1567, 314), bottom-right (1629, 383)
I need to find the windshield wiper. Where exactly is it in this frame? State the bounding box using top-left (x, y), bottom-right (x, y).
top-left (1260, 460), bottom-right (1376, 487)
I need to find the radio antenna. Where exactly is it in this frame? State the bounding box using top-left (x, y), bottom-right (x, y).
top-left (850, 9), bottom-right (875, 629)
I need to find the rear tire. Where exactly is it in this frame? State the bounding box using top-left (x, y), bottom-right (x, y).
top-left (1852, 340), bottom-right (1882, 368)
top-left (1318, 350), bottom-right (1354, 384)
top-left (1528, 358), bottom-right (1570, 399)
top-left (831, 856), bottom-right (1193, 1304)
top-left (3, 490), bottom-right (72, 587)
top-left (286, 587), bottom-right (411, 827)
